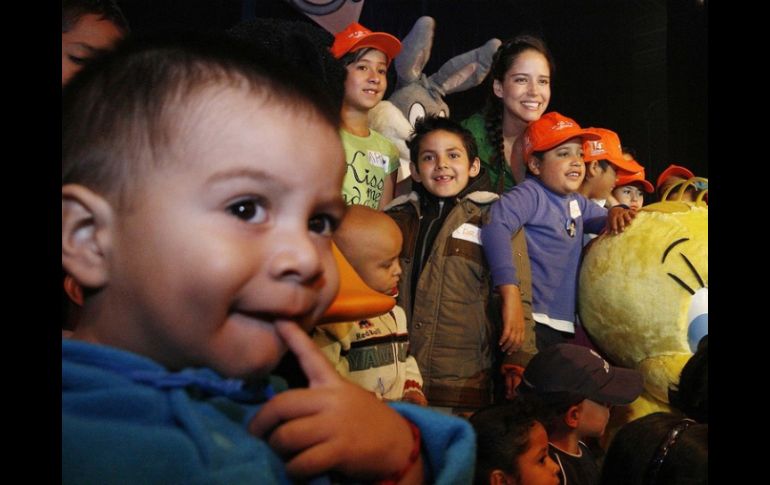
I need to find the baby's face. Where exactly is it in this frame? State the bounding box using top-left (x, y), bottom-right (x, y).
top-left (107, 89), bottom-right (345, 378)
top-left (353, 227), bottom-right (402, 296)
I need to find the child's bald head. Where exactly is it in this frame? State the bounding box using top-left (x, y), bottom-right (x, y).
top-left (333, 206), bottom-right (403, 295)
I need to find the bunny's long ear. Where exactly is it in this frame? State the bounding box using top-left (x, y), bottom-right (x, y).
top-left (395, 16), bottom-right (435, 85)
top-left (430, 38), bottom-right (502, 95)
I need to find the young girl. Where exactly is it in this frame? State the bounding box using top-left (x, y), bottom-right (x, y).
top-left (470, 398), bottom-right (560, 485)
top-left (481, 112), bottom-right (636, 351)
top-left (462, 35), bottom-right (555, 193)
top-left (331, 22), bottom-right (402, 209)
top-left (611, 170), bottom-right (654, 210)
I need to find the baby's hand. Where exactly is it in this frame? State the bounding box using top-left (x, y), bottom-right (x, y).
top-left (249, 321), bottom-right (422, 482)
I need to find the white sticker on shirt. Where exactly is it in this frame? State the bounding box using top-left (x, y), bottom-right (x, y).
top-left (368, 151), bottom-right (389, 170)
top-left (452, 223), bottom-right (482, 245)
top-left (569, 199), bottom-right (582, 219)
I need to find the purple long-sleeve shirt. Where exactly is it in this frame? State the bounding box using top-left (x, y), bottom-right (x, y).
top-left (481, 176), bottom-right (608, 332)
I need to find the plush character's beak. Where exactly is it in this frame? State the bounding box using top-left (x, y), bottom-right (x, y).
top-left (318, 242), bottom-right (395, 324)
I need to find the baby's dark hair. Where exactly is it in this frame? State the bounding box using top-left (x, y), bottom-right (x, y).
top-left (407, 115), bottom-right (479, 165)
top-left (62, 0), bottom-right (130, 34)
top-left (599, 412), bottom-right (707, 485)
top-left (62, 32), bottom-right (339, 210)
top-left (469, 397), bottom-right (548, 485)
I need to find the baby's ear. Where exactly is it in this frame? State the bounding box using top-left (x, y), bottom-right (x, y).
top-left (62, 184), bottom-right (114, 290)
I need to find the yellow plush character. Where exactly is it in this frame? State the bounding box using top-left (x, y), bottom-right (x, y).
top-left (578, 182), bottom-right (707, 424)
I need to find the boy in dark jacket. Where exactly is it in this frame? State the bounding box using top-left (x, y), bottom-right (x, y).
top-left (386, 115), bottom-right (535, 415)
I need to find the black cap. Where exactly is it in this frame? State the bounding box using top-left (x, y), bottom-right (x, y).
top-left (520, 344), bottom-right (643, 405)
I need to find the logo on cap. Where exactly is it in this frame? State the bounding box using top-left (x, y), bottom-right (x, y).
top-left (589, 349), bottom-right (610, 373)
top-left (587, 140), bottom-right (606, 156)
top-left (552, 120), bottom-right (575, 131)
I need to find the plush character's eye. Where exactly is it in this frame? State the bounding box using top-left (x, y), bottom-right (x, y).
top-left (408, 102), bottom-right (426, 128)
top-left (438, 109), bottom-right (447, 118)
top-left (687, 287), bottom-right (708, 352)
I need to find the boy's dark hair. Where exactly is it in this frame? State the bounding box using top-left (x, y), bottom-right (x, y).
top-left (668, 335), bottom-right (708, 423)
top-left (62, 0), bottom-right (130, 34)
top-left (517, 390), bottom-right (586, 434)
top-left (599, 412), bottom-right (707, 485)
top-left (62, 32), bottom-right (339, 210)
top-left (469, 397), bottom-right (548, 485)
top-left (407, 115), bottom-right (479, 166)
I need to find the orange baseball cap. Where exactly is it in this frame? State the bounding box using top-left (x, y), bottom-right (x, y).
top-left (330, 22), bottom-right (402, 61)
top-left (615, 169), bottom-right (654, 193)
top-left (655, 164), bottom-right (694, 192)
top-left (522, 112), bottom-right (601, 161)
top-left (583, 128), bottom-right (644, 173)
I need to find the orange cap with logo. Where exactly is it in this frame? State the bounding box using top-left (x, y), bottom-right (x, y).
top-left (522, 112), bottom-right (601, 161)
top-left (330, 22), bottom-right (402, 62)
top-left (615, 169), bottom-right (654, 193)
top-left (583, 128), bottom-right (644, 173)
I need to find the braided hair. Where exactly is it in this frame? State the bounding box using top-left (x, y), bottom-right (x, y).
top-left (483, 35), bottom-right (554, 192)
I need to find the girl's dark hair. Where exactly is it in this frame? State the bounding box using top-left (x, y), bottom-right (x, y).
top-left (483, 35), bottom-right (554, 188)
top-left (339, 47), bottom-right (381, 67)
top-left (469, 397), bottom-right (547, 485)
top-left (62, 0), bottom-right (130, 34)
top-left (407, 115), bottom-right (479, 166)
top-left (599, 412), bottom-right (708, 485)
top-left (62, 31), bottom-right (340, 210)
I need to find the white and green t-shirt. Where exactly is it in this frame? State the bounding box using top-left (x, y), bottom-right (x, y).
top-left (340, 128), bottom-right (399, 208)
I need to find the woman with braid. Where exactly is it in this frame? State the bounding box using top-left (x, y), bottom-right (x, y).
top-left (462, 35), bottom-right (554, 193)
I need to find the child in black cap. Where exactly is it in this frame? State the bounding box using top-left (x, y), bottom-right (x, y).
top-left (518, 344), bottom-right (644, 485)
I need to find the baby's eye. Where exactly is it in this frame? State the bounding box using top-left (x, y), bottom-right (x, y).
top-left (228, 198), bottom-right (267, 224)
top-left (308, 214), bottom-right (338, 236)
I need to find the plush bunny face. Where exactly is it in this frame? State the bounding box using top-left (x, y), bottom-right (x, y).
top-left (368, 16), bottom-right (500, 183)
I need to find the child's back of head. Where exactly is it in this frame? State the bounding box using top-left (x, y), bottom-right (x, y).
top-left (599, 412), bottom-right (707, 485)
top-left (333, 205), bottom-right (403, 295)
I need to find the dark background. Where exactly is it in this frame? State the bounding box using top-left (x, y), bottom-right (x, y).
top-left (117, 0), bottom-right (707, 184)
